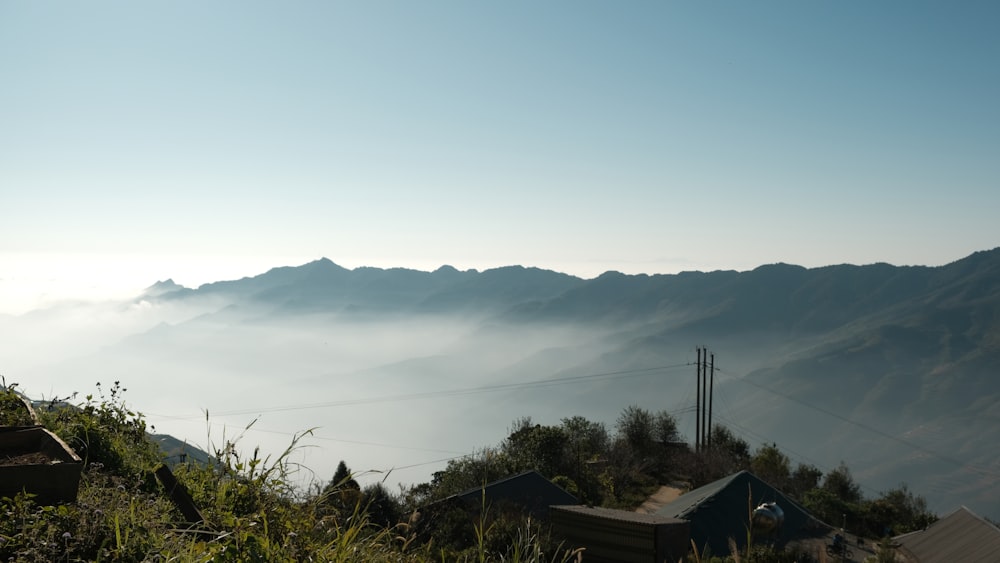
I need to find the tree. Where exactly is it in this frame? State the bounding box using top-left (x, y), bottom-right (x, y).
top-left (710, 425), bottom-right (750, 464)
top-left (787, 463), bottom-right (823, 501)
top-left (823, 462), bottom-right (862, 504)
top-left (428, 447), bottom-right (509, 499)
top-left (361, 482), bottom-right (402, 528)
top-left (560, 415), bottom-right (608, 463)
top-left (802, 461), bottom-right (864, 528)
top-left (615, 405), bottom-right (655, 456)
top-left (558, 416), bottom-right (609, 504)
top-left (329, 460), bottom-right (359, 491)
top-left (863, 484), bottom-right (936, 537)
top-left (321, 460), bottom-right (362, 517)
top-left (803, 487), bottom-right (857, 528)
top-left (501, 420), bottom-right (568, 478)
top-left (699, 424), bottom-right (751, 480)
top-left (750, 443), bottom-right (791, 490)
top-left (652, 410), bottom-right (681, 444)
top-left (600, 436), bottom-right (654, 505)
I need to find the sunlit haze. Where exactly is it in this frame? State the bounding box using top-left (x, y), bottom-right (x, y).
top-left (2, 1), bottom-right (997, 316)
top-left (1, 1), bottom-right (999, 507)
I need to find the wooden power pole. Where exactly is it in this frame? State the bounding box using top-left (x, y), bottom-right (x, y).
top-left (695, 347), bottom-right (702, 453)
top-left (694, 347), bottom-right (717, 453)
top-left (708, 352), bottom-right (714, 449)
top-left (701, 348), bottom-right (708, 452)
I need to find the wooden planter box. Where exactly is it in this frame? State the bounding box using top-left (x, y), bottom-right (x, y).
top-left (0, 427), bottom-right (83, 504)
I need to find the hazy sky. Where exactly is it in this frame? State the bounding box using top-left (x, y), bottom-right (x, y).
top-left (2, 1), bottom-right (998, 312)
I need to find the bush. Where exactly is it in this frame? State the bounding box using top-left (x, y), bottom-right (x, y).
top-left (39, 381), bottom-right (162, 489)
top-left (0, 378), bottom-right (36, 426)
top-left (14, 383), bottom-right (418, 562)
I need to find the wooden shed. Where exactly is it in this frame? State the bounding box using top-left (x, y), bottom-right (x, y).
top-left (551, 505), bottom-right (690, 563)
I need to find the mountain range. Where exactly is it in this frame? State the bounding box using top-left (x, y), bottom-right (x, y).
top-left (9, 248), bottom-right (1000, 518)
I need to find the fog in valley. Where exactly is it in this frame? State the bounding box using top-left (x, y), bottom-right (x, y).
top-left (6, 251), bottom-right (1000, 520)
top-left (2, 292), bottom-right (699, 492)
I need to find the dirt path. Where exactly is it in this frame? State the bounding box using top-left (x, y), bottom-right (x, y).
top-left (635, 484), bottom-right (685, 514)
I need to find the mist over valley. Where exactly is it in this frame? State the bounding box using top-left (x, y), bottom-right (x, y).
top-left (5, 249), bottom-right (1000, 519)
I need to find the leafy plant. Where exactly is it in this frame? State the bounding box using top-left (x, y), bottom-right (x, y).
top-left (39, 381), bottom-right (161, 486)
top-left (0, 377), bottom-right (36, 426)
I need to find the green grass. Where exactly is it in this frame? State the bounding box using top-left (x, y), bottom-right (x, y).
top-left (4, 380), bottom-right (882, 562)
top-left (1, 382), bottom-right (585, 562)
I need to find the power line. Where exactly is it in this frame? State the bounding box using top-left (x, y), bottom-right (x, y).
top-left (144, 362), bottom-right (695, 478)
top-left (714, 367), bottom-right (1000, 480)
top-left (227, 424), bottom-right (470, 455)
top-left (184, 421), bottom-right (476, 477)
top-left (711, 412), bottom-right (883, 498)
top-left (149, 363), bottom-right (693, 420)
top-left (390, 455), bottom-right (468, 472)
top-left (140, 353), bottom-right (996, 501)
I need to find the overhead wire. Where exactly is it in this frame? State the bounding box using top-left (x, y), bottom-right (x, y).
top-left (713, 366), bottom-right (1000, 480)
top-left (148, 363), bottom-right (693, 420)
top-left (712, 364), bottom-right (941, 498)
top-left (148, 353), bottom-right (991, 490)
top-left (710, 411), bottom-right (883, 498)
top-left (229, 424), bottom-right (470, 455)
top-left (145, 361), bottom-right (696, 478)
top-left (704, 359), bottom-right (998, 502)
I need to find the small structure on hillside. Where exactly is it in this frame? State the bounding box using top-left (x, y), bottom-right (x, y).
top-left (440, 470), bottom-right (580, 518)
top-left (894, 506), bottom-right (1000, 563)
top-left (414, 470), bottom-right (579, 551)
top-left (0, 427), bottom-right (83, 504)
top-left (655, 470), bottom-right (827, 556)
top-left (551, 505), bottom-right (689, 563)
top-left (1, 388), bottom-right (83, 504)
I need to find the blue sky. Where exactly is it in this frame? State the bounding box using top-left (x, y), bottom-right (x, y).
top-left (2, 1), bottom-right (998, 311)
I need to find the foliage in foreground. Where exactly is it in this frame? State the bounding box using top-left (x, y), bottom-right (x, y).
top-left (0, 382), bottom-right (582, 562)
top-left (1, 379), bottom-right (939, 562)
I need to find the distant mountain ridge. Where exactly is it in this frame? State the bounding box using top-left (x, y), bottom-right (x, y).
top-left (132, 248), bottom-right (1000, 515)
top-left (147, 259), bottom-right (587, 316)
top-left (146, 249), bottom-right (1000, 332)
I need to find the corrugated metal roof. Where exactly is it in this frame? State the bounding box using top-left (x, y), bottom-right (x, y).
top-left (656, 471), bottom-right (747, 520)
top-left (437, 470), bottom-right (579, 518)
top-left (895, 506), bottom-right (1000, 563)
top-left (654, 470), bottom-right (828, 555)
top-left (552, 505), bottom-right (686, 526)
top-left (551, 505), bottom-right (690, 563)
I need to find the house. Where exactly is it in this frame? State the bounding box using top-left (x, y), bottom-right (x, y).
top-left (894, 506), bottom-right (1000, 563)
top-left (551, 505), bottom-right (689, 563)
top-left (438, 470), bottom-right (579, 517)
top-left (417, 470), bottom-right (579, 527)
top-left (655, 470), bottom-right (827, 556)
top-left (414, 470), bottom-right (579, 549)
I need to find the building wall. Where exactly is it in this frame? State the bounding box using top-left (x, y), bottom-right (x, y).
top-left (551, 506), bottom-right (690, 563)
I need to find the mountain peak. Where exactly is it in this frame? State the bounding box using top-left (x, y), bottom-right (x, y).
top-left (143, 279), bottom-right (187, 297)
top-left (302, 257), bottom-right (348, 272)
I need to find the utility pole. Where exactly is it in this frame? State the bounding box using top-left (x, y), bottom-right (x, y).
top-left (701, 348), bottom-right (708, 452)
top-left (708, 352), bottom-right (714, 450)
top-left (695, 347), bottom-right (702, 453)
top-left (695, 347), bottom-right (718, 454)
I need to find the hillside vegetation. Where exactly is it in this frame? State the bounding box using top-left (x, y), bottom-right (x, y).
top-left (2, 381), bottom-right (935, 562)
top-left (131, 247), bottom-right (996, 515)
